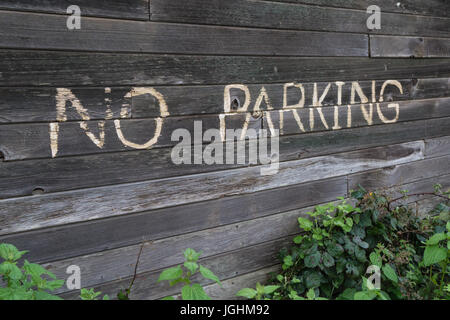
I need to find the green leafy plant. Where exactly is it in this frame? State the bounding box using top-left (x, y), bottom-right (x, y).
top-left (259, 185), bottom-right (449, 300)
top-left (236, 282), bottom-right (280, 300)
top-left (79, 288), bottom-right (110, 300)
top-left (157, 248), bottom-right (221, 300)
top-left (0, 243), bottom-right (64, 300)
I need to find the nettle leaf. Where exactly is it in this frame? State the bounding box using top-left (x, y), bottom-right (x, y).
top-left (184, 248), bottom-right (202, 262)
top-left (181, 284), bottom-right (210, 300)
top-left (322, 252), bottom-right (335, 267)
top-left (34, 290), bottom-right (63, 300)
top-left (199, 265), bottom-right (221, 286)
top-left (423, 245), bottom-right (447, 266)
top-left (304, 252), bottom-right (321, 268)
top-left (183, 261), bottom-right (198, 274)
top-left (336, 288), bottom-right (357, 300)
top-left (0, 244), bottom-right (28, 262)
top-left (293, 235), bottom-right (304, 244)
top-left (282, 255), bottom-right (293, 270)
top-left (157, 265), bottom-right (183, 282)
top-left (298, 217), bottom-right (313, 231)
top-left (263, 285), bottom-right (280, 294)
top-left (236, 288), bottom-right (257, 299)
top-left (304, 271), bottom-right (323, 288)
top-left (0, 287), bottom-right (33, 300)
top-left (354, 290), bottom-right (377, 300)
top-left (353, 236), bottom-right (369, 249)
top-left (369, 252), bottom-right (382, 268)
top-left (382, 264), bottom-right (398, 283)
top-left (426, 233), bottom-right (446, 246)
top-left (0, 261), bottom-right (23, 280)
top-left (345, 263), bottom-right (360, 278)
top-left (354, 247), bottom-right (367, 263)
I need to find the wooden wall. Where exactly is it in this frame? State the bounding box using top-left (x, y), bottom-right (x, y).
top-left (0, 0), bottom-right (449, 299)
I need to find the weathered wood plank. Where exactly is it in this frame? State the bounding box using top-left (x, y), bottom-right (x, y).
top-left (60, 238), bottom-right (284, 300)
top-left (0, 177), bottom-right (344, 262)
top-left (370, 36), bottom-right (450, 57)
top-left (266, 0), bottom-right (450, 18)
top-left (0, 113), bottom-right (261, 160)
top-left (0, 0), bottom-right (149, 20)
top-left (0, 11), bottom-right (368, 57)
top-left (348, 155), bottom-right (450, 192)
top-left (425, 135), bottom-right (450, 158)
top-left (44, 206), bottom-right (310, 293)
top-left (0, 141), bottom-right (424, 235)
top-left (1, 50), bottom-right (449, 87)
top-left (0, 118), bottom-right (442, 198)
top-left (2, 78), bottom-right (449, 123)
top-left (150, 0), bottom-right (450, 37)
top-left (265, 97), bottom-right (450, 136)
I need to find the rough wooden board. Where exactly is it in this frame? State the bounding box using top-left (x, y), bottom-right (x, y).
top-left (348, 155), bottom-right (450, 192)
top-left (59, 237), bottom-right (289, 300)
top-left (0, 11), bottom-right (368, 57)
top-left (0, 118), bottom-right (441, 199)
top-left (0, 0), bottom-right (149, 20)
top-left (0, 113), bottom-right (261, 160)
top-left (0, 177), bottom-right (344, 263)
top-left (2, 78), bottom-right (449, 123)
top-left (265, 0), bottom-right (450, 18)
top-left (381, 173), bottom-right (450, 200)
top-left (264, 97), bottom-right (450, 136)
top-left (0, 141), bottom-right (424, 235)
top-left (150, 0), bottom-right (450, 37)
top-left (370, 36), bottom-right (450, 57)
top-left (1, 50), bottom-right (450, 87)
top-left (425, 135), bottom-right (450, 158)
top-left (44, 206), bottom-right (313, 293)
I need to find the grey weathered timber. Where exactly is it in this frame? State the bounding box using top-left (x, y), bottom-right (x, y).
top-left (44, 206), bottom-right (312, 293)
top-left (1, 118), bottom-right (443, 199)
top-left (425, 135), bottom-right (450, 158)
top-left (2, 78), bottom-right (449, 123)
top-left (0, 177), bottom-right (344, 262)
top-left (59, 238), bottom-right (289, 300)
top-left (264, 97), bottom-right (450, 136)
top-left (370, 36), bottom-right (450, 57)
top-left (348, 155), bottom-right (450, 191)
top-left (0, 141), bottom-right (424, 235)
top-left (0, 113), bottom-right (261, 160)
top-left (0, 11), bottom-right (368, 57)
top-left (0, 0), bottom-right (149, 20)
top-left (1, 50), bottom-right (450, 87)
top-left (150, 0), bottom-right (450, 37)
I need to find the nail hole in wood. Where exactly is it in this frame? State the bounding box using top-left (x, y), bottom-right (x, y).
top-left (230, 96), bottom-right (240, 111)
top-left (32, 188), bottom-right (45, 195)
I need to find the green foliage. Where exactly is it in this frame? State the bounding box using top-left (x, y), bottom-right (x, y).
top-left (259, 186), bottom-right (450, 300)
top-left (236, 282), bottom-right (280, 300)
top-left (157, 248), bottom-right (221, 300)
top-left (0, 243), bottom-right (64, 300)
top-left (80, 288), bottom-right (110, 300)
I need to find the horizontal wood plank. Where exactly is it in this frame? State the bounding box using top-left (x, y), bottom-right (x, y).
top-left (1, 50), bottom-right (450, 87)
top-left (425, 135), bottom-right (450, 158)
top-left (0, 141), bottom-right (424, 235)
top-left (0, 177), bottom-right (344, 262)
top-left (0, 0), bottom-right (149, 20)
top-left (0, 11), bottom-right (368, 56)
top-left (151, 0), bottom-right (450, 37)
top-left (2, 78), bottom-right (450, 123)
top-left (370, 36), bottom-right (450, 57)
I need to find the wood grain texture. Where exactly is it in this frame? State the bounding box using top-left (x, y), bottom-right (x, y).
top-left (425, 135), bottom-right (450, 158)
top-left (0, 11), bottom-right (368, 57)
top-left (2, 78), bottom-right (449, 123)
top-left (0, 0), bottom-right (149, 20)
top-left (0, 177), bottom-right (344, 262)
top-left (150, 0), bottom-right (450, 37)
top-left (0, 141), bottom-right (424, 235)
top-left (266, 0), bottom-right (450, 18)
top-left (265, 97), bottom-right (450, 136)
top-left (44, 206), bottom-right (311, 293)
top-left (348, 155), bottom-right (450, 192)
top-left (1, 117), bottom-right (447, 199)
top-left (1, 50), bottom-right (450, 87)
top-left (59, 238), bottom-right (287, 300)
top-left (370, 36), bottom-right (450, 57)
top-left (0, 113), bottom-right (261, 160)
